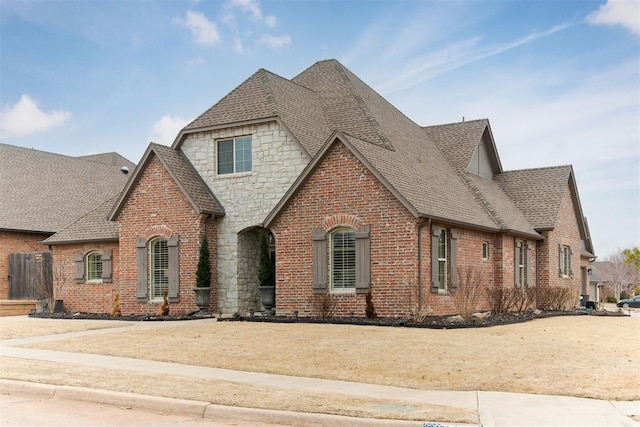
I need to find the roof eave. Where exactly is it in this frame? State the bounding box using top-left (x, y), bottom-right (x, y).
top-left (44, 237), bottom-right (119, 246)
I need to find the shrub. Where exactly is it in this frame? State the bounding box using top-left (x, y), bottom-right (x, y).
top-left (452, 267), bottom-right (485, 320)
top-left (537, 286), bottom-right (572, 311)
top-left (606, 296), bottom-right (618, 303)
top-left (312, 293), bottom-right (336, 319)
top-left (486, 286), bottom-right (536, 315)
top-left (111, 292), bottom-right (121, 317)
top-left (196, 236), bottom-right (211, 288)
top-left (258, 231), bottom-right (275, 287)
top-left (365, 289), bottom-right (377, 319)
top-left (620, 291), bottom-right (630, 300)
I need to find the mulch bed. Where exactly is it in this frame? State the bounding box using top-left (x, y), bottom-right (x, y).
top-left (28, 307), bottom-right (627, 329)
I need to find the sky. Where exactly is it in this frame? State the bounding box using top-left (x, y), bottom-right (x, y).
top-left (0, 0), bottom-right (638, 259)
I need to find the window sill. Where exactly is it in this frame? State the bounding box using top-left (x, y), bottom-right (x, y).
top-left (216, 171), bottom-right (253, 179)
top-left (330, 288), bottom-right (356, 295)
top-left (85, 280), bottom-right (103, 284)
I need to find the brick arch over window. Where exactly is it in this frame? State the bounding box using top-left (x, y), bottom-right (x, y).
top-left (322, 214), bottom-right (362, 233)
top-left (142, 225), bottom-right (174, 240)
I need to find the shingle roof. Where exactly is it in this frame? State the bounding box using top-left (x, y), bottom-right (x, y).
top-left (77, 152), bottom-right (136, 170)
top-left (423, 119), bottom-right (496, 174)
top-left (0, 143), bottom-right (133, 233)
top-left (494, 165), bottom-right (572, 230)
top-left (109, 143), bottom-right (224, 221)
top-left (43, 195), bottom-right (120, 244)
top-left (176, 59), bottom-right (588, 241)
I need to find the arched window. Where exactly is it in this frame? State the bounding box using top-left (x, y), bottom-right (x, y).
top-left (86, 251), bottom-right (103, 282)
top-left (331, 228), bottom-right (356, 290)
top-left (150, 237), bottom-right (169, 300)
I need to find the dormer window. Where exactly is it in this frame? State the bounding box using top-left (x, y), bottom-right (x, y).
top-left (217, 136), bottom-right (252, 174)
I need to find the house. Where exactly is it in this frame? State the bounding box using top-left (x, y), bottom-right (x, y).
top-left (0, 143), bottom-right (134, 314)
top-left (44, 59), bottom-right (595, 318)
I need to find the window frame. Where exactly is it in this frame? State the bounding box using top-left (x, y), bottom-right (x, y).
top-left (560, 245), bottom-right (572, 278)
top-left (216, 136), bottom-right (252, 175)
top-left (515, 241), bottom-right (525, 287)
top-left (437, 228), bottom-right (448, 291)
top-left (482, 241), bottom-right (490, 261)
top-left (149, 237), bottom-right (169, 301)
top-left (330, 228), bottom-right (356, 292)
top-left (85, 251), bottom-right (103, 283)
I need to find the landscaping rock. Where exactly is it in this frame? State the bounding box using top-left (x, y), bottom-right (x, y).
top-left (446, 314), bottom-right (465, 324)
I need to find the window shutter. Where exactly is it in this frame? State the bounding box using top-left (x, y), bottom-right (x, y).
top-left (102, 250), bottom-right (113, 283)
top-left (569, 246), bottom-right (574, 278)
top-left (449, 229), bottom-right (458, 292)
top-left (525, 243), bottom-right (532, 287)
top-left (430, 227), bottom-right (440, 293)
top-left (514, 240), bottom-right (521, 287)
top-left (136, 237), bottom-right (148, 301)
top-left (167, 234), bottom-right (180, 302)
top-left (558, 244), bottom-right (563, 277)
top-left (312, 228), bottom-right (327, 293)
top-left (74, 253), bottom-right (84, 283)
top-left (355, 225), bottom-right (371, 294)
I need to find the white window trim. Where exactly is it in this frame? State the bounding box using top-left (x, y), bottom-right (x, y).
top-left (561, 245), bottom-right (571, 278)
top-left (482, 241), bottom-right (489, 261)
top-left (330, 228), bottom-right (356, 292)
top-left (149, 237), bottom-right (169, 301)
top-left (515, 242), bottom-right (525, 287)
top-left (216, 136), bottom-right (253, 175)
top-left (86, 251), bottom-right (103, 284)
top-left (438, 229), bottom-right (448, 292)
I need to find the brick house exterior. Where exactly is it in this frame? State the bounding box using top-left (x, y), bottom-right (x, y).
top-left (42, 59), bottom-right (595, 317)
top-left (0, 144), bottom-right (133, 310)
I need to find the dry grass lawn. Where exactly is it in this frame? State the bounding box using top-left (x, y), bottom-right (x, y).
top-left (0, 317), bottom-right (129, 340)
top-left (11, 314), bottom-right (640, 401)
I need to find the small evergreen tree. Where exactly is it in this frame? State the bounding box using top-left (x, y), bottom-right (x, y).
top-left (196, 235), bottom-right (211, 288)
top-left (258, 231), bottom-right (275, 287)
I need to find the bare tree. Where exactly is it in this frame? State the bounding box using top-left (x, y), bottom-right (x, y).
top-left (600, 251), bottom-right (635, 299)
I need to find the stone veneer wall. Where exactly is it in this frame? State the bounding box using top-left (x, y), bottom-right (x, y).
top-left (181, 121), bottom-right (309, 313)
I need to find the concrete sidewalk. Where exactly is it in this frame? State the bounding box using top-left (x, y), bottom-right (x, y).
top-left (1, 319), bottom-right (638, 426)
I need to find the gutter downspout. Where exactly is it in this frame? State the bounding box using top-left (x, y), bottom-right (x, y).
top-left (417, 218), bottom-right (431, 314)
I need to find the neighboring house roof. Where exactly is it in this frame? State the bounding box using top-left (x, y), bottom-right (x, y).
top-left (109, 143), bottom-right (225, 221)
top-left (77, 152), bottom-right (136, 171)
top-left (43, 195), bottom-right (120, 245)
top-left (0, 143), bottom-right (133, 234)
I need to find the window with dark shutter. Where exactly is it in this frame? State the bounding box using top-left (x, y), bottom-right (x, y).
top-left (74, 253), bottom-right (84, 283)
top-left (167, 234), bottom-right (180, 302)
top-left (430, 227), bottom-right (444, 293)
top-left (449, 229), bottom-right (458, 292)
top-left (331, 228), bottom-right (355, 290)
top-left (102, 250), bottom-right (113, 283)
top-left (136, 237), bottom-right (148, 301)
top-left (355, 225), bottom-right (371, 294)
top-left (312, 228), bottom-right (327, 293)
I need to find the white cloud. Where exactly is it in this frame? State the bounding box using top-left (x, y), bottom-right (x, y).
top-left (586, 0), bottom-right (640, 35)
top-left (174, 10), bottom-right (220, 45)
top-left (229, 0), bottom-right (263, 20)
top-left (258, 34), bottom-right (291, 49)
top-left (150, 115), bottom-right (190, 145)
top-left (0, 94), bottom-right (71, 137)
top-left (264, 15), bottom-right (277, 28)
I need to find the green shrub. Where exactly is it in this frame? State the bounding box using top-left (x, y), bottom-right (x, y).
top-left (606, 296), bottom-right (618, 303)
top-left (620, 291), bottom-right (630, 300)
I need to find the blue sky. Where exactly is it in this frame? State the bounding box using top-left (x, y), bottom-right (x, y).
top-left (1, 0), bottom-right (638, 258)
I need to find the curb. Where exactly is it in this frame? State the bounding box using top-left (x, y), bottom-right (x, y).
top-left (1, 379), bottom-right (476, 427)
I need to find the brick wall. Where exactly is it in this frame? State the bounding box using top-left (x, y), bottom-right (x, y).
top-left (0, 231), bottom-right (51, 299)
top-left (542, 184), bottom-right (582, 305)
top-left (52, 242), bottom-right (119, 313)
top-left (116, 153), bottom-right (217, 316)
top-left (270, 141), bottom-right (516, 318)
